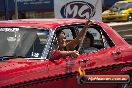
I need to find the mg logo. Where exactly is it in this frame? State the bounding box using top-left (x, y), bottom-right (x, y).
top-left (60, 1), bottom-right (95, 19)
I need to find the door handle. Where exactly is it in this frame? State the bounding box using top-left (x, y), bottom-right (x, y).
top-left (112, 51), bottom-right (121, 55)
top-left (78, 59), bottom-right (89, 64)
top-left (78, 59), bottom-right (89, 68)
top-left (111, 51), bottom-right (121, 60)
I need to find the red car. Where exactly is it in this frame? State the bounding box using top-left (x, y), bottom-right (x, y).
top-left (0, 19), bottom-right (132, 88)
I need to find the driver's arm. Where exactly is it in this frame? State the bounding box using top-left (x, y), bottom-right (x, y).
top-left (50, 50), bottom-right (79, 60)
top-left (66, 20), bottom-right (92, 51)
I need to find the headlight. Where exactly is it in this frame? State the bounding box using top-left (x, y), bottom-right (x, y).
top-left (118, 10), bottom-right (125, 14)
top-left (102, 11), bottom-right (109, 15)
top-left (102, 12), bottom-right (109, 16)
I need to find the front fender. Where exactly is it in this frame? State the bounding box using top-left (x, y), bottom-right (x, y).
top-left (121, 67), bottom-right (132, 76)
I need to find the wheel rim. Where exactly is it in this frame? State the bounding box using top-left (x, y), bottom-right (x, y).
top-left (120, 78), bottom-right (132, 88)
top-left (128, 14), bottom-right (132, 21)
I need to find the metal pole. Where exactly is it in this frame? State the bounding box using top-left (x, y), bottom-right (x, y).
top-left (14, 0), bottom-right (18, 19)
top-left (5, 0), bottom-right (9, 20)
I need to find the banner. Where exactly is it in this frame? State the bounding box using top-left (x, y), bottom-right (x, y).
top-left (54, 0), bottom-right (102, 21)
top-left (17, 0), bottom-right (54, 11)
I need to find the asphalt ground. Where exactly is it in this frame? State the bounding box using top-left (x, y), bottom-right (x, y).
top-left (107, 22), bottom-right (132, 45)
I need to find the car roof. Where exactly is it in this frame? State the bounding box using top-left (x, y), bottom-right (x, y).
top-left (0, 18), bottom-right (129, 46)
top-left (0, 18), bottom-right (86, 30)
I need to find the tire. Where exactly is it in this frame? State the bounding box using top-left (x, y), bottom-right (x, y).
top-left (128, 14), bottom-right (132, 21)
top-left (118, 78), bottom-right (132, 88)
top-left (118, 71), bottom-right (132, 88)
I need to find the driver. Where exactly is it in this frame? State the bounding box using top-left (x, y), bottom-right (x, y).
top-left (50, 20), bottom-right (92, 60)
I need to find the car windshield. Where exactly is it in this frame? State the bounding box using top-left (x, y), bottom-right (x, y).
top-left (0, 27), bottom-right (50, 58)
top-left (111, 2), bottom-right (130, 11)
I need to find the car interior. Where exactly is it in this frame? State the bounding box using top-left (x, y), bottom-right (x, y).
top-left (52, 23), bottom-right (115, 54)
top-left (47, 23), bottom-right (116, 60)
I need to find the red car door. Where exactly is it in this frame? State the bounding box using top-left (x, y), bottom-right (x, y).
top-left (78, 24), bottom-right (124, 75)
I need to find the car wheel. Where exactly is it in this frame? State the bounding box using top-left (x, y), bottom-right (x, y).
top-left (128, 14), bottom-right (132, 21)
top-left (118, 71), bottom-right (132, 88)
top-left (118, 78), bottom-right (132, 88)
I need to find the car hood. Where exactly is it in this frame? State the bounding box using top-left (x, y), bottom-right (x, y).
top-left (102, 10), bottom-right (118, 16)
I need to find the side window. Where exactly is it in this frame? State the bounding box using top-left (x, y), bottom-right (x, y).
top-left (77, 24), bottom-right (114, 53)
top-left (50, 26), bottom-right (75, 51)
top-left (77, 25), bottom-right (103, 50)
top-left (61, 28), bottom-right (74, 43)
top-left (93, 25), bottom-right (114, 48)
top-left (56, 26), bottom-right (75, 44)
top-left (87, 28), bottom-right (104, 49)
